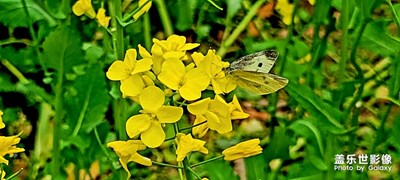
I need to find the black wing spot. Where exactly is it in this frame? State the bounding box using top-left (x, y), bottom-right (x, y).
top-left (258, 63), bottom-right (263, 67)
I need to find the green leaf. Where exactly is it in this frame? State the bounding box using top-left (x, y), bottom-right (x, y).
top-left (359, 21), bottom-right (400, 56)
top-left (354, 0), bottom-right (384, 19)
top-left (289, 120), bottom-right (324, 157)
top-left (227, 0), bottom-right (241, 19)
top-left (286, 82), bottom-right (346, 134)
top-left (65, 65), bottom-right (110, 134)
top-left (245, 154), bottom-right (267, 180)
top-left (389, 55), bottom-right (400, 98)
top-left (0, 46), bottom-right (39, 73)
top-left (173, 0), bottom-right (197, 31)
top-left (42, 25), bottom-right (85, 74)
top-left (0, 0), bottom-right (56, 27)
top-left (264, 127), bottom-right (291, 162)
top-left (203, 159), bottom-right (239, 180)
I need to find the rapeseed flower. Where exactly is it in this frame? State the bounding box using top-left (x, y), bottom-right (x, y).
top-left (188, 96), bottom-right (232, 134)
top-left (107, 140), bottom-right (152, 179)
top-left (229, 95), bottom-right (249, 120)
top-left (275, 0), bottom-right (299, 25)
top-left (153, 35), bottom-right (199, 60)
top-left (0, 111), bottom-right (4, 129)
top-left (192, 50), bottom-right (236, 94)
top-left (0, 133), bottom-right (25, 165)
top-left (125, 86), bottom-right (183, 148)
top-left (222, 139), bottom-right (262, 161)
top-left (72, 0), bottom-right (96, 19)
top-left (158, 58), bottom-right (210, 101)
top-left (96, 7), bottom-right (111, 27)
top-left (175, 133), bottom-right (208, 161)
top-left (106, 48), bottom-right (153, 97)
top-left (133, 0), bottom-right (152, 20)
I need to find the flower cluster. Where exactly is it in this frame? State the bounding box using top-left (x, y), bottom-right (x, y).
top-left (72, 0), bottom-right (152, 27)
top-left (0, 110), bottom-right (25, 179)
top-left (106, 35), bottom-right (263, 178)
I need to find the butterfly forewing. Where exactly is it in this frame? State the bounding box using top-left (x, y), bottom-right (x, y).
top-left (227, 50), bottom-right (278, 74)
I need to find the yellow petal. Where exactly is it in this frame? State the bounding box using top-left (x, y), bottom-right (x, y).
top-left (106, 61), bottom-right (130, 80)
top-left (179, 68), bottom-right (210, 100)
top-left (192, 115), bottom-right (209, 138)
top-left (120, 75), bottom-right (144, 97)
top-left (129, 153), bottom-right (152, 166)
top-left (0, 111), bottom-right (4, 129)
top-left (191, 52), bottom-right (204, 66)
top-left (141, 121), bottom-right (165, 148)
top-left (205, 111), bottom-right (221, 131)
top-left (158, 59), bottom-right (185, 90)
top-left (124, 49), bottom-right (137, 70)
top-left (126, 114), bottom-right (152, 138)
top-left (188, 98), bottom-right (211, 115)
top-left (133, 0), bottom-right (152, 20)
top-left (156, 106), bottom-right (183, 123)
top-left (72, 0), bottom-right (96, 18)
top-left (163, 51), bottom-right (186, 59)
top-left (182, 43), bottom-right (200, 50)
top-left (132, 58), bottom-right (153, 74)
top-left (139, 86), bottom-right (164, 113)
top-left (222, 139), bottom-right (262, 161)
top-left (96, 7), bottom-right (111, 27)
top-left (138, 44), bottom-right (152, 58)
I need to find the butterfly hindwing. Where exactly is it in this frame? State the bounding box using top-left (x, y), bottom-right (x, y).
top-left (229, 70), bottom-right (288, 95)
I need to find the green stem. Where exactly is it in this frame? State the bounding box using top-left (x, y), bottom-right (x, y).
top-left (122, 0), bottom-right (153, 22)
top-left (343, 19), bottom-right (369, 122)
top-left (386, 0), bottom-right (400, 35)
top-left (143, 13), bottom-right (152, 50)
top-left (109, 0), bottom-right (125, 60)
top-left (154, 0), bottom-right (173, 36)
top-left (109, 0), bottom-right (127, 140)
top-left (1, 60), bottom-right (29, 84)
top-left (152, 161), bottom-right (183, 169)
top-left (206, 0), bottom-right (223, 10)
top-left (339, 0), bottom-right (350, 83)
top-left (188, 167), bottom-right (202, 179)
top-left (183, 158), bottom-right (193, 180)
top-left (52, 54), bottom-right (65, 177)
top-left (191, 155), bottom-right (224, 168)
top-left (217, 0), bottom-right (266, 57)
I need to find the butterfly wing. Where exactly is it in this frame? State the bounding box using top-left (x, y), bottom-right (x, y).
top-left (229, 70), bottom-right (288, 95)
top-left (227, 50), bottom-right (278, 74)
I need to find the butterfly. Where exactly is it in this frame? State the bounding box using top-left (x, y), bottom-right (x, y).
top-left (225, 50), bottom-right (288, 95)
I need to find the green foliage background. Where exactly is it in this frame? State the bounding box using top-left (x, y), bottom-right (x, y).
top-left (0, 0), bottom-right (399, 179)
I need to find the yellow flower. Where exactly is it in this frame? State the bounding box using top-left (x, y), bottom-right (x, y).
top-left (175, 133), bottom-right (208, 161)
top-left (0, 133), bottom-right (25, 165)
top-left (188, 95), bottom-right (232, 134)
top-left (133, 0), bottom-right (152, 20)
top-left (96, 7), bottom-right (111, 27)
top-left (193, 50), bottom-right (236, 94)
top-left (126, 86), bottom-right (183, 148)
top-left (1, 170), bottom-right (5, 180)
top-left (153, 35), bottom-right (200, 60)
top-left (106, 48), bottom-right (153, 97)
top-left (275, 0), bottom-right (299, 25)
top-left (0, 111), bottom-right (4, 129)
top-left (229, 95), bottom-right (249, 120)
top-left (192, 115), bottom-right (209, 138)
top-left (138, 44), bottom-right (165, 75)
top-left (107, 140), bottom-right (152, 179)
top-left (158, 58), bottom-right (210, 101)
top-left (72, 0), bottom-right (96, 19)
top-left (222, 139), bottom-right (262, 161)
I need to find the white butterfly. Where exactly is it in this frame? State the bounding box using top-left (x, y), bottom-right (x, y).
top-left (226, 50), bottom-right (288, 95)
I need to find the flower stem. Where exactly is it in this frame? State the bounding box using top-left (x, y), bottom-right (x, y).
top-left (154, 0), bottom-right (173, 36)
top-left (216, 0), bottom-right (266, 57)
top-left (183, 158), bottom-right (193, 180)
top-left (191, 155), bottom-right (224, 168)
top-left (109, 0), bottom-right (127, 140)
top-left (143, 13), bottom-right (152, 50)
top-left (1, 60), bottom-right (29, 84)
top-left (152, 161), bottom-right (183, 169)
